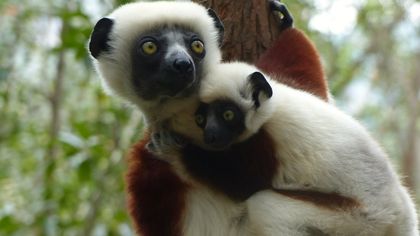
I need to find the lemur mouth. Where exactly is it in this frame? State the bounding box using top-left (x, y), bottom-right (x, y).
top-left (177, 77), bottom-right (198, 96)
top-left (161, 76), bottom-right (197, 99)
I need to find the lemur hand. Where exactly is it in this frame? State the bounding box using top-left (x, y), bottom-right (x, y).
top-left (146, 129), bottom-right (187, 158)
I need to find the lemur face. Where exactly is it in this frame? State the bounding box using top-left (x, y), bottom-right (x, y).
top-left (88, 1), bottom-right (224, 112)
top-left (195, 70), bottom-right (273, 150)
top-left (195, 100), bottom-right (245, 149)
top-left (131, 27), bottom-right (206, 100)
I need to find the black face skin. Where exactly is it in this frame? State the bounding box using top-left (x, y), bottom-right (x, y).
top-left (195, 100), bottom-right (245, 149)
top-left (131, 26), bottom-right (206, 101)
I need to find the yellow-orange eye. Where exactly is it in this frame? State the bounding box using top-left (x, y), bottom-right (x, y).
top-left (223, 110), bottom-right (235, 121)
top-left (195, 114), bottom-right (205, 125)
top-left (142, 41), bottom-right (158, 55)
top-left (191, 40), bottom-right (205, 54)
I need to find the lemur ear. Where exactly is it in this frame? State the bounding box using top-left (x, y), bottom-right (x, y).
top-left (89, 17), bottom-right (114, 59)
top-left (248, 72), bottom-right (273, 108)
top-left (207, 9), bottom-right (224, 47)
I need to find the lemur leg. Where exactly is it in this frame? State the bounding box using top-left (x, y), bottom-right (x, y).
top-left (268, 0), bottom-right (293, 30)
top-left (247, 191), bottom-right (329, 236)
top-left (246, 190), bottom-right (387, 236)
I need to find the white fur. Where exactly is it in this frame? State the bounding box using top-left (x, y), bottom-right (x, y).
top-left (187, 62), bottom-right (419, 235)
top-left (91, 1), bottom-right (221, 124)
top-left (247, 190), bottom-right (383, 236)
top-left (182, 186), bottom-right (254, 236)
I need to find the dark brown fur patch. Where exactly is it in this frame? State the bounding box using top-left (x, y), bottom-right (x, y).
top-left (126, 134), bottom-right (189, 236)
top-left (274, 189), bottom-right (361, 211)
top-left (181, 129), bottom-right (278, 201)
top-left (256, 28), bottom-right (329, 101)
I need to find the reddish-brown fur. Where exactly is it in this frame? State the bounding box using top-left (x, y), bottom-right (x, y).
top-left (126, 20), bottom-right (336, 236)
top-left (274, 189), bottom-right (361, 211)
top-left (256, 28), bottom-right (329, 101)
top-left (126, 134), bottom-right (189, 236)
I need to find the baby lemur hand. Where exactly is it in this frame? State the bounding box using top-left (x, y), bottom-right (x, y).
top-left (146, 126), bottom-right (188, 160)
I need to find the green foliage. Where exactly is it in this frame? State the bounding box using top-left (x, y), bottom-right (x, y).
top-left (0, 0), bottom-right (142, 235)
top-left (0, 0), bottom-right (418, 235)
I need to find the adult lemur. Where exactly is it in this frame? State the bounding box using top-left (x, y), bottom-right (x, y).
top-left (89, 2), bottom-right (224, 235)
top-left (89, 1), bottom-right (224, 126)
top-left (160, 62), bottom-right (418, 235)
top-left (88, 1), bottom-right (354, 235)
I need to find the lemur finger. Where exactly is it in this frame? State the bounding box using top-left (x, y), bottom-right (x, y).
top-left (146, 141), bottom-right (157, 153)
top-left (160, 130), bottom-right (187, 149)
top-left (151, 132), bottom-right (161, 142)
top-left (173, 133), bottom-right (187, 147)
top-left (146, 131), bottom-right (165, 154)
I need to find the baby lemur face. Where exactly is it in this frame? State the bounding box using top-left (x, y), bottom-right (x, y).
top-left (193, 68), bottom-right (274, 150)
top-left (195, 100), bottom-right (246, 149)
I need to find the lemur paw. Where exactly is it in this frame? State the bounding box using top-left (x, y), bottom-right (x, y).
top-left (268, 0), bottom-right (294, 31)
top-left (146, 130), bottom-right (187, 157)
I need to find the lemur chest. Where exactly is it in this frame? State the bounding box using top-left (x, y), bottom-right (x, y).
top-left (179, 129), bottom-right (278, 201)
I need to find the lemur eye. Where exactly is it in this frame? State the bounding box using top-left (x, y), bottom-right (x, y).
top-left (191, 40), bottom-right (205, 54)
top-left (142, 41), bottom-right (158, 55)
top-left (223, 110), bottom-right (235, 121)
top-left (195, 114), bottom-right (205, 126)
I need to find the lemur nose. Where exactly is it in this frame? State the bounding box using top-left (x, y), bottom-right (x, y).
top-left (173, 59), bottom-right (193, 74)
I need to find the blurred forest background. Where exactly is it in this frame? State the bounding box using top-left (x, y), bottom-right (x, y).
top-left (0, 0), bottom-right (419, 235)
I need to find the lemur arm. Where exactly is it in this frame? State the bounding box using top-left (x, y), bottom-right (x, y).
top-left (256, 0), bottom-right (329, 101)
top-left (126, 134), bottom-right (189, 236)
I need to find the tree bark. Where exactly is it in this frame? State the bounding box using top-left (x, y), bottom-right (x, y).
top-left (401, 54), bottom-right (420, 192)
top-left (194, 0), bottom-right (280, 62)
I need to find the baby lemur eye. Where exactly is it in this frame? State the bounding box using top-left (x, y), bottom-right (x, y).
top-left (142, 41), bottom-right (158, 55)
top-left (195, 114), bottom-right (205, 126)
top-left (223, 110), bottom-right (235, 121)
top-left (191, 40), bottom-right (205, 54)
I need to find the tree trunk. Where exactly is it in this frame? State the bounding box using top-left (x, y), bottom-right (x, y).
top-left (401, 54), bottom-right (420, 192)
top-left (37, 18), bottom-right (67, 236)
top-left (194, 0), bottom-right (280, 62)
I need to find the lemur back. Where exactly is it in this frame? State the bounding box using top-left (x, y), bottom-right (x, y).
top-left (170, 62), bottom-right (419, 235)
